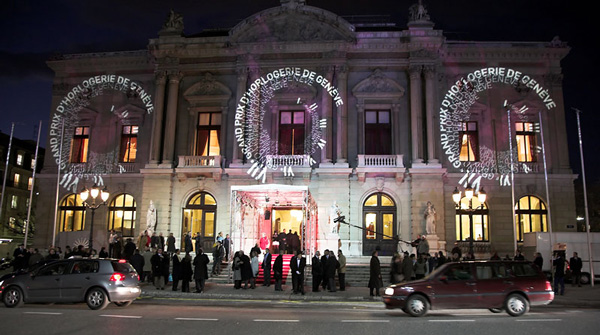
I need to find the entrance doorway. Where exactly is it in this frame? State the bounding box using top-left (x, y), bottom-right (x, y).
top-left (272, 208), bottom-right (303, 254)
top-left (363, 193), bottom-right (397, 256)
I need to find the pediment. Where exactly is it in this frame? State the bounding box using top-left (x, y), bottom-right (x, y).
top-left (229, 5), bottom-right (355, 44)
top-left (184, 73), bottom-right (232, 106)
top-left (352, 69), bottom-right (405, 100)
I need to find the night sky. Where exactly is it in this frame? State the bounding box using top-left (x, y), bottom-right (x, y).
top-left (0, 0), bottom-right (596, 181)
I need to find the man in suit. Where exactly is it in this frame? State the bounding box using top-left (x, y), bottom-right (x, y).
top-left (326, 250), bottom-right (338, 292)
top-left (570, 252), bottom-right (583, 287)
top-left (273, 250), bottom-right (284, 291)
top-left (311, 250), bottom-right (322, 292)
top-left (290, 250), bottom-right (306, 295)
top-left (321, 249), bottom-right (330, 290)
top-left (193, 248), bottom-right (210, 293)
top-left (262, 248), bottom-right (272, 286)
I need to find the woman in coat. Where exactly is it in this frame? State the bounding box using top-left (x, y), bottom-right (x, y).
top-left (232, 251), bottom-right (242, 289)
top-left (193, 248), bottom-right (210, 293)
top-left (250, 251), bottom-right (259, 289)
top-left (368, 250), bottom-right (383, 297)
top-left (181, 252), bottom-right (193, 292)
top-left (240, 250), bottom-right (253, 289)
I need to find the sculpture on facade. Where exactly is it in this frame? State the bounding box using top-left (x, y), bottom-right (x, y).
top-left (329, 201), bottom-right (342, 234)
top-left (147, 200), bottom-right (157, 236)
top-left (161, 9), bottom-right (184, 33)
top-left (409, 0), bottom-right (430, 22)
top-left (424, 201), bottom-right (436, 234)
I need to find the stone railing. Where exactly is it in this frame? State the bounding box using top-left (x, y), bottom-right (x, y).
top-left (266, 155), bottom-right (310, 167)
top-left (515, 162), bottom-right (539, 174)
top-left (357, 154), bottom-right (404, 168)
top-left (177, 155), bottom-right (221, 168)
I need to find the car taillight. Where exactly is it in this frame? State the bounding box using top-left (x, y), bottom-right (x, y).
top-left (110, 273), bottom-right (126, 282)
top-left (137, 275), bottom-right (140, 281)
top-left (545, 281), bottom-right (552, 291)
top-left (118, 259), bottom-right (127, 263)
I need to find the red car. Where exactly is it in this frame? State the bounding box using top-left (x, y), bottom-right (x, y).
top-left (383, 260), bottom-right (554, 317)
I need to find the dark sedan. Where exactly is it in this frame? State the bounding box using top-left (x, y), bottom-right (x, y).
top-left (383, 260), bottom-right (554, 317)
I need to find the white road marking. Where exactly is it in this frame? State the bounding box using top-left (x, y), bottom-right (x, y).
top-left (175, 318), bottom-right (219, 321)
top-left (516, 319), bottom-right (562, 322)
top-left (100, 315), bottom-right (142, 319)
top-left (428, 320), bottom-right (476, 322)
top-left (24, 312), bottom-right (63, 315)
top-left (253, 319), bottom-right (300, 322)
top-left (341, 320), bottom-right (390, 323)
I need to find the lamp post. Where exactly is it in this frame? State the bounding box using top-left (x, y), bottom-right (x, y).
top-left (80, 184), bottom-right (109, 253)
top-left (452, 185), bottom-right (487, 258)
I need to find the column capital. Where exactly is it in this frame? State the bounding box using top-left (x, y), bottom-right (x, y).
top-left (423, 65), bottom-right (436, 79)
top-left (409, 65), bottom-right (423, 79)
top-left (155, 71), bottom-right (167, 85)
top-left (168, 71), bottom-right (183, 83)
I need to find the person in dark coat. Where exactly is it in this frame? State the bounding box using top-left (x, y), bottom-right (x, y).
top-left (311, 250), bottom-right (322, 292)
top-left (273, 250), bottom-right (284, 291)
top-left (262, 248), bottom-right (272, 286)
top-left (533, 252), bottom-right (544, 270)
top-left (278, 231), bottom-right (287, 254)
top-left (150, 249), bottom-right (169, 290)
top-left (290, 250), bottom-right (306, 295)
top-left (150, 232), bottom-right (159, 249)
top-left (325, 250), bottom-right (339, 292)
top-left (193, 248), bottom-right (210, 293)
top-left (570, 252), bottom-right (583, 287)
top-left (113, 237), bottom-right (123, 259)
top-left (320, 249), bottom-right (330, 290)
top-left (129, 249), bottom-right (145, 278)
top-left (223, 234), bottom-right (231, 261)
top-left (171, 250), bottom-right (182, 291)
top-left (181, 252), bottom-right (193, 292)
top-left (184, 233), bottom-right (193, 254)
top-left (166, 233), bottom-right (176, 253)
top-left (98, 247), bottom-right (109, 258)
top-left (368, 250), bottom-right (383, 297)
top-left (240, 250), bottom-right (253, 289)
top-left (211, 241), bottom-right (223, 275)
top-left (124, 238), bottom-right (136, 260)
top-left (194, 233), bottom-right (202, 254)
top-left (553, 252), bottom-right (565, 295)
top-left (251, 243), bottom-right (261, 258)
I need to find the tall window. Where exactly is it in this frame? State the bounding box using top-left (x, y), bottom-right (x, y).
top-left (459, 121), bottom-right (478, 161)
top-left (28, 177), bottom-right (33, 190)
top-left (362, 193), bottom-right (396, 256)
top-left (13, 173), bottom-right (20, 187)
top-left (365, 110), bottom-right (392, 154)
top-left (16, 153), bottom-right (24, 166)
top-left (58, 194), bottom-right (86, 232)
top-left (120, 125), bottom-right (138, 162)
top-left (196, 112), bottom-right (221, 156)
top-left (279, 111), bottom-right (304, 155)
top-left (108, 194), bottom-right (136, 237)
top-left (455, 196), bottom-right (489, 242)
top-left (516, 122), bottom-right (536, 162)
top-left (70, 126), bottom-right (89, 163)
top-left (11, 195), bottom-right (18, 209)
top-left (182, 192), bottom-right (216, 251)
top-left (515, 195), bottom-right (547, 241)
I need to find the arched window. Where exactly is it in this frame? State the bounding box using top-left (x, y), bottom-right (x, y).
top-left (58, 194), bottom-right (86, 232)
top-left (108, 194), bottom-right (137, 237)
top-left (362, 193), bottom-right (396, 256)
top-left (455, 196), bottom-right (489, 242)
top-left (515, 195), bottom-right (547, 241)
top-left (182, 192), bottom-right (217, 251)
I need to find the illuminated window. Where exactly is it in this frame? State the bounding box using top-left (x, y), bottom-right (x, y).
top-left (120, 125), bottom-right (138, 162)
top-left (515, 195), bottom-right (547, 241)
top-left (9, 217), bottom-right (16, 230)
top-left (516, 122), bottom-right (536, 162)
top-left (459, 121), bottom-right (478, 162)
top-left (196, 112), bottom-right (221, 157)
top-left (70, 126), bottom-right (89, 163)
top-left (365, 110), bottom-right (392, 155)
top-left (13, 173), bottom-right (20, 187)
top-left (279, 111), bottom-right (305, 155)
top-left (58, 194), bottom-right (86, 232)
top-left (455, 196), bottom-right (489, 242)
top-left (16, 153), bottom-right (24, 166)
top-left (28, 177), bottom-right (33, 190)
top-left (362, 193), bottom-right (396, 256)
top-left (108, 194), bottom-right (136, 237)
top-left (31, 158), bottom-right (36, 169)
top-left (182, 192), bottom-right (217, 251)
top-left (11, 195), bottom-right (18, 209)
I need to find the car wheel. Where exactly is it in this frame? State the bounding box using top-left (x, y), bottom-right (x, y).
top-left (86, 288), bottom-right (110, 310)
top-left (580, 273), bottom-right (590, 285)
top-left (3, 286), bottom-right (24, 308)
top-left (404, 294), bottom-right (429, 317)
top-left (489, 308), bottom-right (503, 313)
top-left (504, 293), bottom-right (529, 317)
top-left (114, 301), bottom-right (132, 307)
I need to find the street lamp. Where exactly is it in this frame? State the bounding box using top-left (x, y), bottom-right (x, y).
top-left (80, 184), bottom-right (109, 254)
top-left (452, 185), bottom-right (487, 258)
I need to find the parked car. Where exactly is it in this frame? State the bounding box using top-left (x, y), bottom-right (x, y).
top-left (1, 258), bottom-right (140, 310)
top-left (383, 260), bottom-right (554, 317)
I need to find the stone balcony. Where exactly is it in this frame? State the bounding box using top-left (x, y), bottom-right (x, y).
top-left (265, 154), bottom-right (311, 168)
top-left (355, 154), bottom-right (406, 182)
top-left (175, 155), bottom-right (223, 180)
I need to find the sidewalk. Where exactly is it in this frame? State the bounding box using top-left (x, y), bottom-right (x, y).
top-left (138, 281), bottom-right (600, 309)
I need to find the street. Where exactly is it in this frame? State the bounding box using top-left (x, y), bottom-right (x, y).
top-left (0, 302), bottom-right (597, 335)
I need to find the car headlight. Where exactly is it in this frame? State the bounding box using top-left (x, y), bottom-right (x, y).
top-left (384, 287), bottom-right (395, 296)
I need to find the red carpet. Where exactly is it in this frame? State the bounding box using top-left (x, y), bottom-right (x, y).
top-left (256, 254), bottom-right (292, 285)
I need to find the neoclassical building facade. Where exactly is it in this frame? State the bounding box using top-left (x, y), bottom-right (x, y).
top-left (34, 0), bottom-right (575, 260)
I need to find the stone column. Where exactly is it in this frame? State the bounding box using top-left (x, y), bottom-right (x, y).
top-left (356, 102), bottom-right (365, 155)
top-left (336, 65), bottom-right (348, 164)
top-left (220, 105), bottom-right (228, 164)
top-left (161, 71), bottom-right (183, 166)
top-left (321, 66), bottom-right (334, 164)
top-left (232, 67), bottom-right (248, 164)
top-left (392, 103), bottom-right (401, 154)
top-left (424, 65), bottom-right (439, 164)
top-left (149, 71), bottom-right (167, 165)
top-left (409, 65), bottom-right (424, 164)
